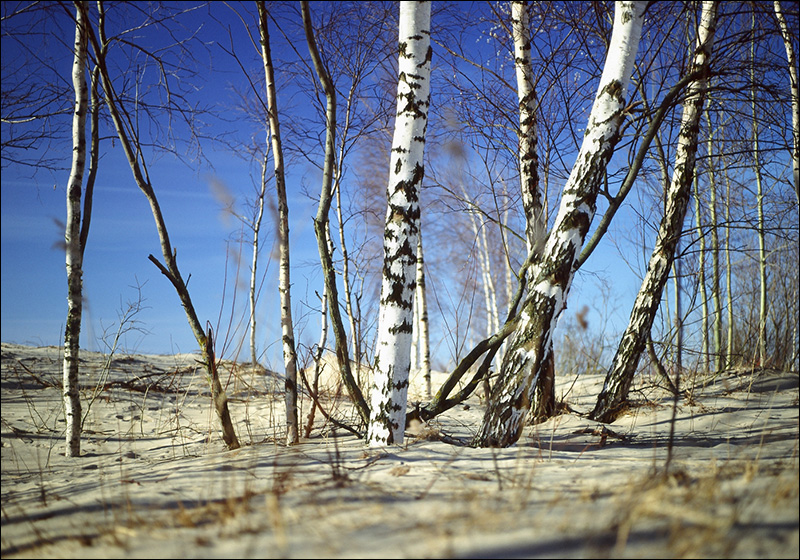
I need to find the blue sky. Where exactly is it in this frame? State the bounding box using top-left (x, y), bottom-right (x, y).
top-left (1, 1), bottom-right (713, 371)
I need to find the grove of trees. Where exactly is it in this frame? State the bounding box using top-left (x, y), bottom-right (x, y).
top-left (2, 0), bottom-right (797, 454)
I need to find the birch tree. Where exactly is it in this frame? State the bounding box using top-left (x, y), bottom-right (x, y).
top-left (773, 0), bottom-right (799, 203)
top-left (512, 0), bottom-right (545, 257)
top-left (414, 233), bottom-right (432, 399)
top-left (511, 0), bottom-right (557, 422)
top-left (590, 0), bottom-right (717, 423)
top-left (62, 0), bottom-right (89, 457)
top-left (257, 0), bottom-right (299, 445)
top-left (475, 0), bottom-right (647, 447)
top-left (366, 0), bottom-right (432, 446)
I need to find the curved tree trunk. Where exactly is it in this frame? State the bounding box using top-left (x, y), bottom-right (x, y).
top-left (301, 1), bottom-right (370, 428)
top-left (590, 0), bottom-right (717, 424)
top-left (476, 0), bottom-right (648, 447)
top-left (367, 0), bottom-right (432, 446)
top-left (86, 4), bottom-right (239, 449)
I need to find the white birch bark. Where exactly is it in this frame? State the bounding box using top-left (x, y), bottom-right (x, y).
top-left (63, 0), bottom-right (88, 457)
top-left (512, 0), bottom-right (545, 256)
top-left (250, 151), bottom-right (268, 370)
top-left (367, 0), bottom-right (431, 446)
top-left (477, 1), bottom-right (647, 446)
top-left (258, 1), bottom-right (299, 444)
top-left (773, 0), bottom-right (799, 203)
top-left (415, 233), bottom-right (432, 400)
top-left (591, 1), bottom-right (717, 423)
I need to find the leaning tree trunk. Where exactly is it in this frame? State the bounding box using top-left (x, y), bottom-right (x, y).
top-left (511, 0), bottom-right (554, 423)
top-left (475, 0), bottom-right (648, 447)
top-left (367, 0), bottom-right (432, 446)
top-left (86, 4), bottom-right (239, 449)
top-left (63, 0), bottom-right (89, 458)
top-left (301, 1), bottom-right (370, 428)
top-left (258, 0), bottom-right (299, 445)
top-left (590, 0), bottom-right (717, 424)
top-left (773, 0), bottom-right (799, 204)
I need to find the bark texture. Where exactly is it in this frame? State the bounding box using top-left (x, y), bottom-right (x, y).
top-left (476, 0), bottom-right (647, 447)
top-left (367, 0), bottom-right (432, 446)
top-left (63, 0), bottom-right (89, 458)
top-left (258, 1), bottom-right (299, 445)
top-left (512, 0), bottom-right (545, 256)
top-left (590, 1), bottom-right (717, 423)
top-left (773, 0), bottom-right (799, 203)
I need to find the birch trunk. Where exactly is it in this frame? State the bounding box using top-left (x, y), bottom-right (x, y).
top-left (258, 1), bottom-right (299, 445)
top-left (773, 0), bottom-right (799, 203)
top-left (63, 0), bottom-right (88, 457)
top-left (512, 0), bottom-right (556, 423)
top-left (512, 0), bottom-right (545, 256)
top-left (476, 1), bottom-right (647, 447)
top-left (590, 1), bottom-right (717, 423)
top-left (301, 1), bottom-right (370, 427)
top-left (249, 151), bottom-right (268, 371)
top-left (86, 4), bottom-right (239, 449)
top-left (415, 233), bottom-right (432, 400)
top-left (367, 0), bottom-right (432, 446)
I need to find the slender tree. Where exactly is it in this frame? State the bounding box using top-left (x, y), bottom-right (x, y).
top-left (694, 173), bottom-right (710, 372)
top-left (85, 3), bottom-right (240, 449)
top-left (415, 232), bottom-right (432, 399)
top-left (62, 0), bottom-right (89, 457)
top-left (367, 0), bottom-right (432, 446)
top-left (751, 9), bottom-right (769, 367)
top-left (301, 0), bottom-right (370, 428)
top-left (773, 0), bottom-right (799, 203)
top-left (476, 0), bottom-right (648, 447)
top-left (591, 0), bottom-right (718, 423)
top-left (246, 151), bottom-right (268, 371)
top-left (257, 0), bottom-right (299, 445)
top-left (704, 108), bottom-right (724, 371)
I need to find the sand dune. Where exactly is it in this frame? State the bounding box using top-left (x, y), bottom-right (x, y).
top-left (1, 342), bottom-right (797, 558)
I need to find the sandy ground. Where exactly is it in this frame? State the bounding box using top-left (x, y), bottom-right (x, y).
top-left (1, 341), bottom-right (798, 559)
